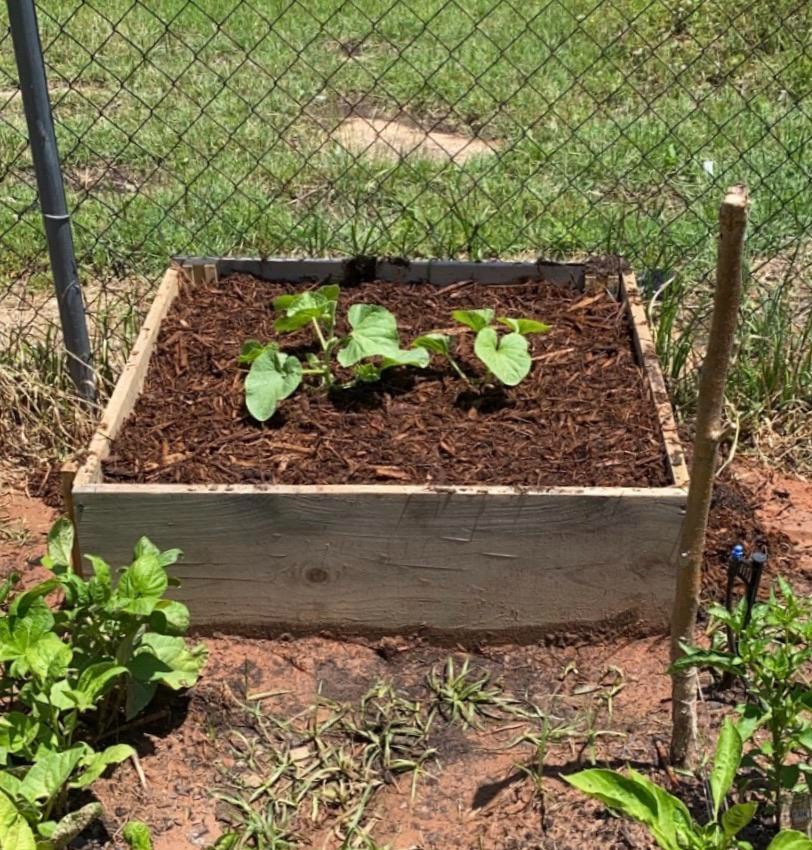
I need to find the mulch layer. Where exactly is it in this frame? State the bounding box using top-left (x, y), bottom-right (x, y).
top-left (105, 273), bottom-right (672, 487)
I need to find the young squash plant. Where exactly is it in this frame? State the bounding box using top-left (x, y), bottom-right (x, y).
top-left (242, 286), bottom-right (550, 421)
top-left (565, 719), bottom-right (812, 850)
top-left (0, 519), bottom-right (207, 849)
top-left (671, 578), bottom-right (812, 827)
top-left (414, 308), bottom-right (549, 387)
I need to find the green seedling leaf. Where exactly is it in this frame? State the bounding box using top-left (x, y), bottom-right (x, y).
top-left (721, 802), bottom-right (757, 839)
top-left (122, 821), bottom-right (154, 850)
top-left (381, 347), bottom-right (430, 368)
top-left (72, 744), bottom-right (135, 789)
top-left (76, 661), bottom-right (128, 704)
top-left (563, 769), bottom-right (661, 830)
top-left (273, 286), bottom-right (338, 332)
top-left (245, 348), bottom-right (302, 422)
top-left (710, 718), bottom-right (742, 818)
top-left (412, 333), bottom-right (452, 356)
top-left (0, 791), bottom-right (36, 850)
top-left (45, 519), bottom-right (74, 570)
top-left (497, 317), bottom-right (551, 335)
top-left (148, 599), bottom-right (191, 635)
top-left (116, 552), bottom-right (168, 616)
top-left (452, 308), bottom-right (494, 332)
top-left (238, 339), bottom-right (264, 364)
top-left (19, 747), bottom-right (85, 803)
top-left (353, 363), bottom-right (382, 383)
top-left (0, 713), bottom-right (39, 761)
top-left (133, 538), bottom-right (181, 569)
top-left (337, 304), bottom-right (406, 366)
top-left (767, 831), bottom-right (812, 850)
top-left (473, 328), bottom-right (531, 386)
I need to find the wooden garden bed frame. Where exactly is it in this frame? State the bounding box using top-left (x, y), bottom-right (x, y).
top-left (73, 257), bottom-right (688, 638)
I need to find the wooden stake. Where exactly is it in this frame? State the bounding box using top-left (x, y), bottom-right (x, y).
top-left (670, 186), bottom-right (749, 766)
top-left (59, 462), bottom-right (85, 577)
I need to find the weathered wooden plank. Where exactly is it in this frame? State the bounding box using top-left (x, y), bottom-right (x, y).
top-left (622, 271), bottom-right (689, 488)
top-left (74, 488), bottom-right (684, 634)
top-left (75, 267), bottom-right (182, 486)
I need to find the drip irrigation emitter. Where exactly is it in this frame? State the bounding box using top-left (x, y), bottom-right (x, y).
top-left (722, 543), bottom-right (767, 683)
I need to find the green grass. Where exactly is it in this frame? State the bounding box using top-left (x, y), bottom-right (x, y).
top-left (0, 0), bottom-right (810, 469)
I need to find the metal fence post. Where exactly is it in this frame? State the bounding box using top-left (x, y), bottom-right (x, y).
top-left (7, 0), bottom-right (95, 402)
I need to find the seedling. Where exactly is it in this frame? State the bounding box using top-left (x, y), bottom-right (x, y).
top-left (566, 719), bottom-right (812, 850)
top-left (672, 577), bottom-right (812, 826)
top-left (241, 286), bottom-right (550, 421)
top-left (414, 307), bottom-right (550, 387)
top-left (241, 285), bottom-right (429, 421)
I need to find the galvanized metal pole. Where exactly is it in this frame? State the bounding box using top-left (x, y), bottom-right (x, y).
top-left (7, 0), bottom-right (95, 401)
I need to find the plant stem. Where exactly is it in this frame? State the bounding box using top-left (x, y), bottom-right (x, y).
top-left (447, 355), bottom-right (472, 385)
top-left (311, 318), bottom-right (328, 352)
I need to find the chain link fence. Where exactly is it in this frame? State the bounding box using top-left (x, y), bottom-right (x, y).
top-left (1, 0), bottom-right (810, 476)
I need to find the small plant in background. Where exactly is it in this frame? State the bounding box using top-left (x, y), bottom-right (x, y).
top-left (672, 578), bottom-right (812, 826)
top-left (241, 285), bottom-right (550, 421)
top-left (0, 519), bottom-right (207, 848)
top-left (565, 719), bottom-right (812, 850)
top-left (413, 307), bottom-right (550, 386)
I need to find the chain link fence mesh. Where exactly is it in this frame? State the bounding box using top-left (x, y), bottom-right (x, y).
top-left (1, 0), bottom-right (810, 475)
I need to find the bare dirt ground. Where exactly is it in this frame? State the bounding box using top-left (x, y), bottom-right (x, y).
top-left (0, 462), bottom-right (810, 850)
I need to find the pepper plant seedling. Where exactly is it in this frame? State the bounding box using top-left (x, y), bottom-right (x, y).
top-left (413, 308), bottom-right (550, 387)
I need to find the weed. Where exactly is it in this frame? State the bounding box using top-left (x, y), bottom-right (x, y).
top-left (427, 656), bottom-right (511, 729)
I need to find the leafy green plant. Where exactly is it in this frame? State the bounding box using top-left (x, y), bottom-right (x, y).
top-left (123, 820), bottom-right (154, 850)
top-left (0, 519), bottom-right (207, 848)
top-left (414, 307), bottom-right (550, 387)
top-left (672, 578), bottom-right (812, 825)
top-left (241, 286), bottom-right (550, 420)
top-left (565, 719), bottom-right (811, 850)
top-left (241, 285), bottom-right (429, 421)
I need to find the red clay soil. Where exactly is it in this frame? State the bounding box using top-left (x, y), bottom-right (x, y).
top-left (104, 274), bottom-right (672, 488)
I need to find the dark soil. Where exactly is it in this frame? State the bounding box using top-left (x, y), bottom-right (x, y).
top-left (105, 274), bottom-right (672, 487)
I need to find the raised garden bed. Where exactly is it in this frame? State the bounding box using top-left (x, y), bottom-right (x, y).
top-left (73, 257), bottom-right (688, 636)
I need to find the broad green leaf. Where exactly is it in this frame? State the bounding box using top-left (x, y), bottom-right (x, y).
top-left (0, 714), bottom-right (38, 758)
top-left (473, 328), bottom-right (531, 386)
top-left (796, 727), bottom-right (812, 752)
top-left (49, 802), bottom-right (103, 849)
top-left (497, 317), bottom-right (550, 335)
top-left (245, 348), bottom-right (302, 422)
top-left (1, 631), bottom-right (72, 682)
top-left (0, 773), bottom-right (24, 803)
top-left (736, 703), bottom-right (769, 741)
top-left (148, 600), bottom-right (190, 635)
top-left (563, 769), bottom-right (660, 829)
top-left (19, 747), bottom-right (85, 802)
top-left (116, 553), bottom-right (167, 616)
top-left (125, 679), bottom-right (157, 721)
top-left (133, 537), bottom-right (160, 559)
top-left (625, 769), bottom-right (686, 850)
top-left (710, 719), bottom-right (742, 818)
top-left (76, 661), bottom-right (128, 704)
top-left (767, 830), bottom-right (812, 850)
top-left (337, 304), bottom-right (405, 367)
top-left (273, 289), bottom-right (337, 332)
top-left (72, 745), bottom-right (134, 789)
top-left (452, 309), bottom-right (494, 332)
top-left (238, 339), bottom-right (264, 364)
top-left (412, 333), bottom-right (451, 356)
top-left (84, 555), bottom-right (112, 603)
top-left (0, 791), bottom-right (35, 850)
top-left (779, 764), bottom-right (800, 788)
top-left (380, 347), bottom-right (430, 368)
top-left (8, 583), bottom-right (60, 621)
top-left (669, 648), bottom-right (741, 674)
top-left (721, 802), bottom-right (757, 839)
top-left (122, 821), bottom-right (154, 850)
top-left (46, 519), bottom-right (74, 569)
top-left (132, 634), bottom-right (208, 690)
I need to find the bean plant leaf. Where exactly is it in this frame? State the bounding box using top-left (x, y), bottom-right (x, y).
top-left (380, 348), bottom-right (430, 368)
top-left (148, 600), bottom-right (191, 635)
top-left (767, 831), bottom-right (812, 850)
top-left (19, 748), bottom-right (85, 803)
top-left (0, 714), bottom-right (39, 763)
top-left (452, 308), bottom-right (494, 332)
top-left (710, 718), bottom-right (742, 818)
top-left (116, 553), bottom-right (168, 616)
top-left (337, 304), bottom-right (409, 367)
top-left (245, 348), bottom-right (302, 422)
top-left (72, 745), bottom-right (135, 789)
top-left (412, 333), bottom-right (452, 356)
top-left (0, 791), bottom-right (35, 850)
top-left (721, 802), bottom-right (757, 839)
top-left (497, 317), bottom-right (551, 335)
top-left (473, 328), bottom-right (531, 386)
top-left (44, 519), bottom-right (74, 570)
